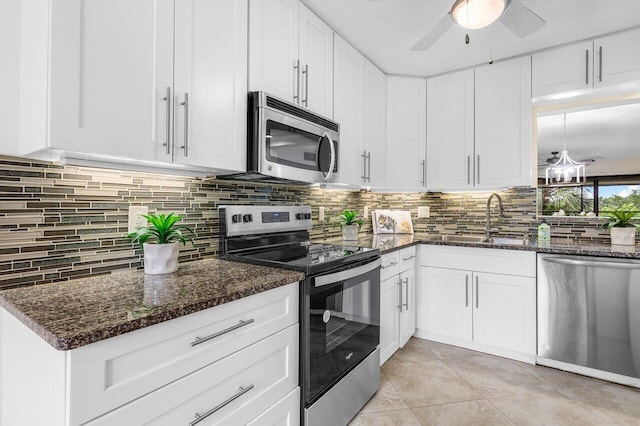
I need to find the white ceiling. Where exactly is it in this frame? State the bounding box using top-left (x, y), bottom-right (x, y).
top-left (301, 0), bottom-right (640, 77)
top-left (537, 102), bottom-right (640, 163)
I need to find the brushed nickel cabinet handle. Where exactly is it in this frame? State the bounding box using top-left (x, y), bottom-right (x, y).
top-left (421, 160), bottom-right (426, 186)
top-left (381, 261), bottom-right (397, 269)
top-left (401, 255), bottom-right (415, 261)
top-left (189, 385), bottom-right (254, 426)
top-left (476, 155), bottom-right (480, 185)
top-left (361, 151), bottom-right (368, 182)
top-left (403, 277), bottom-right (409, 309)
top-left (181, 92), bottom-right (189, 157)
top-left (599, 45), bottom-right (603, 82)
top-left (190, 319), bottom-right (255, 347)
top-left (475, 276), bottom-right (479, 309)
top-left (465, 275), bottom-right (469, 307)
top-left (397, 278), bottom-right (403, 312)
top-left (302, 64), bottom-right (309, 106)
top-left (366, 151), bottom-right (371, 182)
top-left (293, 60), bottom-right (301, 104)
top-left (467, 155), bottom-right (471, 185)
top-left (585, 49), bottom-right (589, 85)
top-left (162, 87), bottom-right (171, 155)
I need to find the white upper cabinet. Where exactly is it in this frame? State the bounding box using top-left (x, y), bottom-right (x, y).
top-left (249, 0), bottom-right (333, 117)
top-left (532, 41), bottom-right (593, 99)
top-left (386, 76), bottom-right (427, 191)
top-left (298, 4), bottom-right (334, 117)
top-left (532, 28), bottom-right (640, 98)
top-left (173, 0), bottom-right (247, 172)
top-left (594, 28), bottom-right (640, 88)
top-left (426, 69), bottom-right (474, 191)
top-left (363, 59), bottom-right (387, 188)
top-left (25, 0), bottom-right (175, 162)
top-left (334, 34), bottom-right (365, 186)
top-left (475, 56), bottom-right (532, 189)
top-left (248, 0), bottom-right (299, 103)
top-left (19, 0), bottom-right (247, 174)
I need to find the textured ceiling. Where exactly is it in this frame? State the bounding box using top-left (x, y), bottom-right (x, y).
top-left (301, 0), bottom-right (640, 77)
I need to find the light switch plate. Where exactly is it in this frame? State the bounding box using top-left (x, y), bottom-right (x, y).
top-left (128, 206), bottom-right (149, 233)
top-left (418, 206), bottom-right (430, 218)
top-left (318, 207), bottom-right (325, 222)
top-left (364, 205), bottom-right (369, 219)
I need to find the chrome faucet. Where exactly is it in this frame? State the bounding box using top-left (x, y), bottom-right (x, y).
top-left (485, 193), bottom-right (507, 239)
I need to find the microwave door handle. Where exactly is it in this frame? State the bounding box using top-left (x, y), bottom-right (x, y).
top-left (322, 132), bottom-right (336, 181)
top-left (314, 259), bottom-right (381, 287)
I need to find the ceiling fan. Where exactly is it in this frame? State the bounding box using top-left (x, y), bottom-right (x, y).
top-left (411, 0), bottom-right (546, 51)
top-left (537, 152), bottom-right (596, 168)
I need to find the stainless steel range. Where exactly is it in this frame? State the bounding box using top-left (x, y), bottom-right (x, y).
top-left (219, 205), bottom-right (381, 426)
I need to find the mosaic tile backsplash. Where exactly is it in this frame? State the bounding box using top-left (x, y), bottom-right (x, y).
top-left (0, 155), bottom-right (614, 290)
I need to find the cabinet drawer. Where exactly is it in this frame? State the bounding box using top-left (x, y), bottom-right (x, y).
top-left (380, 251), bottom-right (400, 281)
top-left (247, 387), bottom-right (300, 426)
top-left (88, 325), bottom-right (299, 426)
top-left (69, 283), bottom-right (298, 425)
top-left (420, 245), bottom-right (536, 277)
top-left (398, 246), bottom-right (416, 272)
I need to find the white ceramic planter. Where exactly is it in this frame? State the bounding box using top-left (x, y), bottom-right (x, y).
top-left (342, 224), bottom-right (359, 241)
top-left (143, 242), bottom-right (180, 274)
top-left (610, 227), bottom-right (637, 246)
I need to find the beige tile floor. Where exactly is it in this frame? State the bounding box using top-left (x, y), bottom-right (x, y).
top-left (349, 338), bottom-right (640, 425)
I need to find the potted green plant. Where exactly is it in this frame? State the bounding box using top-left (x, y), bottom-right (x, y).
top-left (601, 204), bottom-right (639, 246)
top-left (127, 213), bottom-right (195, 274)
top-left (338, 210), bottom-right (363, 241)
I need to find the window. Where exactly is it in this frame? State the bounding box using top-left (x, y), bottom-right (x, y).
top-left (539, 176), bottom-right (640, 216)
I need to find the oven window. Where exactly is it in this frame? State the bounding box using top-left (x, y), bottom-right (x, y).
top-left (266, 120), bottom-right (336, 172)
top-left (306, 268), bottom-right (380, 403)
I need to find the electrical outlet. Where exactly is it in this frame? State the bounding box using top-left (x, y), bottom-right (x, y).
top-left (418, 206), bottom-right (430, 218)
top-left (128, 206), bottom-right (149, 233)
top-left (318, 206), bottom-right (325, 222)
top-left (364, 205), bottom-right (369, 219)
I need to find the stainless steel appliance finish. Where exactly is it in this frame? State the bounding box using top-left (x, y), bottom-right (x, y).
top-left (305, 348), bottom-right (380, 426)
top-left (222, 92), bottom-right (339, 184)
top-left (219, 205), bottom-right (381, 425)
top-left (538, 254), bottom-right (640, 386)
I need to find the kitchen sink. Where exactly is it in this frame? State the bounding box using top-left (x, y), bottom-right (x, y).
top-left (437, 235), bottom-right (486, 243)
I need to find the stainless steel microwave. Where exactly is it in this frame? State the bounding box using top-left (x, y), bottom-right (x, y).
top-left (227, 92), bottom-right (339, 184)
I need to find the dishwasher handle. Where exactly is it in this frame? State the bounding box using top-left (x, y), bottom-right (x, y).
top-left (543, 256), bottom-right (640, 269)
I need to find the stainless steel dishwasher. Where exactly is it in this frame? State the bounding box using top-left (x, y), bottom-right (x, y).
top-left (538, 254), bottom-right (640, 387)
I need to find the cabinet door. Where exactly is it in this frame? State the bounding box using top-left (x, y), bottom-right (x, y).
top-left (380, 275), bottom-right (400, 365)
top-left (417, 267), bottom-right (472, 342)
top-left (363, 59), bottom-right (387, 188)
top-left (386, 76), bottom-right (427, 190)
top-left (399, 268), bottom-right (416, 348)
top-left (334, 34), bottom-right (365, 186)
top-left (472, 272), bottom-right (536, 355)
top-left (248, 0), bottom-right (299, 103)
top-left (532, 41), bottom-right (593, 98)
top-left (48, 0), bottom-right (174, 161)
top-left (298, 4), bottom-right (333, 117)
top-left (426, 69), bottom-right (474, 191)
top-left (594, 28), bottom-right (640, 88)
top-left (173, 0), bottom-right (247, 172)
top-left (475, 56), bottom-right (532, 189)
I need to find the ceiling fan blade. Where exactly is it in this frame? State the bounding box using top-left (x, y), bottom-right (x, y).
top-left (410, 13), bottom-right (452, 51)
top-left (499, 0), bottom-right (546, 38)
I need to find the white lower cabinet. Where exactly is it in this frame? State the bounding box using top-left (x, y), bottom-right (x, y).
top-left (246, 387), bottom-right (300, 426)
top-left (416, 245), bottom-right (536, 363)
top-left (380, 246), bottom-right (416, 365)
top-left (1, 283), bottom-right (300, 426)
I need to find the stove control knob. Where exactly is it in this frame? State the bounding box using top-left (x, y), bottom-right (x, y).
top-left (242, 214), bottom-right (253, 223)
top-left (304, 213), bottom-right (312, 220)
top-left (295, 213), bottom-right (303, 220)
top-left (231, 214), bottom-right (242, 224)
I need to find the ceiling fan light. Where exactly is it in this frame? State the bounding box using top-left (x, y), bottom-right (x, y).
top-left (451, 0), bottom-right (509, 30)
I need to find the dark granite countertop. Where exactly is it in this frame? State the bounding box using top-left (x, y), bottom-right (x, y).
top-left (318, 233), bottom-right (640, 258)
top-left (0, 258), bottom-right (304, 351)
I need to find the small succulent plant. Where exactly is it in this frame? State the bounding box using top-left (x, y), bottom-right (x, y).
top-left (127, 213), bottom-right (195, 249)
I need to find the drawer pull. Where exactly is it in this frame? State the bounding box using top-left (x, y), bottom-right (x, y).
top-left (189, 384), bottom-right (254, 425)
top-left (190, 319), bottom-right (255, 347)
top-left (381, 261), bottom-right (397, 269)
top-left (401, 255), bottom-right (415, 261)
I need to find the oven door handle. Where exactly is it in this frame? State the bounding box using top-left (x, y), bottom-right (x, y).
top-left (314, 258), bottom-right (381, 287)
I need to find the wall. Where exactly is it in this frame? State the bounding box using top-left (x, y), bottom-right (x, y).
top-left (0, 155), bottom-right (614, 291)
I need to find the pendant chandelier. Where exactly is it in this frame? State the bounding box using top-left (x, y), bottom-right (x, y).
top-left (545, 114), bottom-right (586, 186)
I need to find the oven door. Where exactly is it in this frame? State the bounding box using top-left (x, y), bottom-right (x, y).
top-left (301, 258), bottom-right (381, 405)
top-left (259, 108), bottom-right (338, 183)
